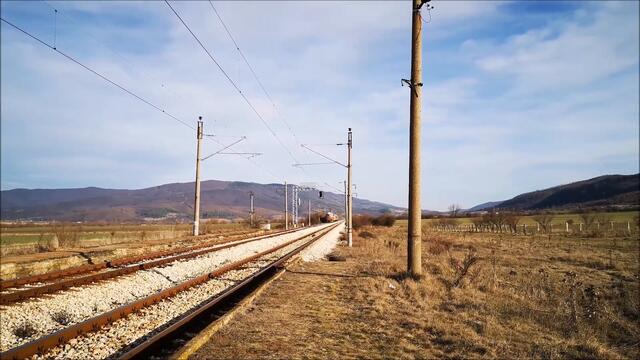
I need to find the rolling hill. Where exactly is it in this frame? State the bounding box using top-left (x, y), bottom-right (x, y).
top-left (0, 180), bottom-right (404, 222)
top-left (491, 174), bottom-right (639, 211)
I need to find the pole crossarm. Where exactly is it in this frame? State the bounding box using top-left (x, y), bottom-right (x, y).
top-left (218, 152), bottom-right (262, 158)
top-left (292, 162), bottom-right (335, 167)
top-left (301, 144), bottom-right (347, 168)
top-left (201, 137), bottom-right (246, 161)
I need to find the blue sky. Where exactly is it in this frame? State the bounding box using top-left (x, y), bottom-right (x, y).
top-left (1, 1), bottom-right (638, 210)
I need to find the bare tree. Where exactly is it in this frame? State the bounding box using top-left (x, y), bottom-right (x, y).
top-left (579, 212), bottom-right (598, 232)
top-left (504, 212), bottom-right (521, 233)
top-left (533, 213), bottom-right (554, 233)
top-left (448, 204), bottom-right (461, 218)
top-left (483, 210), bottom-right (507, 232)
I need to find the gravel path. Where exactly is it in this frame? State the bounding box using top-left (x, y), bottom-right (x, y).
top-left (33, 231), bottom-right (326, 359)
top-left (0, 224), bottom-right (331, 352)
top-left (300, 221), bottom-right (344, 262)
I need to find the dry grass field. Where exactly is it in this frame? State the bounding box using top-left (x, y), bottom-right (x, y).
top-left (0, 222), bottom-right (248, 247)
top-left (195, 222), bottom-right (639, 359)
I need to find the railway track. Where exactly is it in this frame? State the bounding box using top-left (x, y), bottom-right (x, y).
top-left (0, 228), bottom-right (299, 304)
top-left (0, 223), bottom-right (340, 359)
top-left (0, 227), bottom-right (275, 290)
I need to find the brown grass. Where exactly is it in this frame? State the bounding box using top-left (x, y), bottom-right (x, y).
top-left (192, 223), bottom-right (639, 360)
top-left (350, 225), bottom-right (640, 359)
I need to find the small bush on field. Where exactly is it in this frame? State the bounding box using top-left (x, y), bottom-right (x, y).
top-left (427, 237), bottom-right (453, 255)
top-left (359, 231), bottom-right (376, 239)
top-left (372, 215), bottom-right (396, 227)
top-left (444, 250), bottom-right (481, 290)
top-left (353, 214), bottom-right (396, 229)
top-left (13, 322), bottom-right (36, 338)
top-left (52, 223), bottom-right (80, 248)
top-left (352, 215), bottom-right (373, 229)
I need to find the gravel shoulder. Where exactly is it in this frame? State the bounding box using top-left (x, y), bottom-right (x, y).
top-left (0, 225), bottom-right (331, 352)
top-left (190, 240), bottom-right (384, 360)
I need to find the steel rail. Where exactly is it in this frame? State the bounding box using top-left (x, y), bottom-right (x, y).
top-left (0, 224), bottom-right (337, 360)
top-left (0, 228), bottom-right (270, 290)
top-left (120, 222), bottom-right (340, 360)
top-left (0, 228), bottom-right (301, 304)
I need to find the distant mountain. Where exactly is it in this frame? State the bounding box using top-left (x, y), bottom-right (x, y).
top-left (466, 201), bottom-right (504, 212)
top-left (1, 180), bottom-right (404, 222)
top-left (489, 174), bottom-right (639, 211)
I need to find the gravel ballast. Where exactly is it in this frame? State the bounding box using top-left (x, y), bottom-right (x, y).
top-left (0, 224), bottom-right (332, 352)
top-left (34, 230), bottom-right (329, 359)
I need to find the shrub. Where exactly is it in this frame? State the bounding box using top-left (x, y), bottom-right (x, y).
top-left (372, 214), bottom-right (396, 227)
top-left (359, 231), bottom-right (376, 239)
top-left (51, 310), bottom-right (72, 326)
top-left (352, 215), bottom-right (373, 229)
top-left (353, 214), bottom-right (396, 229)
top-left (427, 237), bottom-right (452, 255)
top-left (13, 322), bottom-right (36, 338)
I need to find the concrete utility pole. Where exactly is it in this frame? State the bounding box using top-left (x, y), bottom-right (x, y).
top-left (343, 180), bottom-right (348, 228)
top-left (308, 199), bottom-right (311, 227)
top-left (193, 118), bottom-right (204, 236)
top-left (284, 182), bottom-right (288, 230)
top-left (406, 0), bottom-right (427, 276)
top-left (291, 185), bottom-right (297, 227)
top-left (347, 128), bottom-right (353, 247)
top-left (249, 191), bottom-right (255, 227)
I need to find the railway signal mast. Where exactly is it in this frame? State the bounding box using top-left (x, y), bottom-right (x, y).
top-left (193, 118), bottom-right (204, 236)
top-left (249, 191), bottom-right (255, 227)
top-left (299, 128), bottom-right (353, 246)
top-left (191, 117), bottom-right (260, 236)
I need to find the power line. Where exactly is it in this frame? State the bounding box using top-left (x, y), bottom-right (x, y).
top-left (170, 1), bottom-right (345, 191)
top-left (207, 1), bottom-right (301, 146)
top-left (165, 0), bottom-right (299, 164)
top-left (2, 12), bottom-right (291, 188)
top-left (0, 17), bottom-right (195, 130)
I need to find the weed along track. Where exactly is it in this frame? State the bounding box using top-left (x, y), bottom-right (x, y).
top-left (0, 228), bottom-right (298, 304)
top-left (0, 223), bottom-right (339, 359)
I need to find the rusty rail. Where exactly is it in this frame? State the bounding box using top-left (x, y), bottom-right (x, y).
top-left (0, 228), bottom-right (299, 304)
top-left (0, 228), bottom-right (273, 290)
top-left (0, 224), bottom-right (337, 360)
top-left (120, 222), bottom-right (340, 360)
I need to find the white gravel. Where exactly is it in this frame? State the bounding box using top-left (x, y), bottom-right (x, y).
top-left (0, 224), bottom-right (333, 352)
top-left (300, 221), bottom-right (344, 262)
top-left (34, 231), bottom-right (328, 360)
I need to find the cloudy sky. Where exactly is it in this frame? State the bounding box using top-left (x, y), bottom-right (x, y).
top-left (1, 1), bottom-right (638, 210)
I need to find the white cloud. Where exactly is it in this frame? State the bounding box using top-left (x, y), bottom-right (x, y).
top-left (1, 1), bottom-right (638, 211)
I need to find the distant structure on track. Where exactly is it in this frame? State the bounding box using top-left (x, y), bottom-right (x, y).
top-left (321, 212), bottom-right (339, 223)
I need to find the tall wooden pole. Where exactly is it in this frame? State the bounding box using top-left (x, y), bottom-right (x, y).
top-left (408, 0), bottom-right (424, 276)
top-left (308, 199), bottom-right (311, 227)
top-left (193, 118), bottom-right (203, 236)
top-left (347, 128), bottom-right (353, 247)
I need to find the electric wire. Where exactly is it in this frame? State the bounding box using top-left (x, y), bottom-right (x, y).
top-left (207, 0), bottom-right (302, 146)
top-left (0, 17), bottom-right (195, 130)
top-left (169, 1), bottom-right (343, 193)
top-left (4, 7), bottom-right (341, 196)
top-left (165, 0), bottom-right (299, 164)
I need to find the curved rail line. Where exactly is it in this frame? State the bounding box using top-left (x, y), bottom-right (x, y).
top-left (0, 228), bottom-right (276, 290)
top-left (0, 227), bottom-right (301, 305)
top-left (0, 223), bottom-right (339, 360)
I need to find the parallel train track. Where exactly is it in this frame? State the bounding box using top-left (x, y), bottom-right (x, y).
top-left (0, 228), bottom-right (299, 304)
top-left (0, 223), bottom-right (340, 360)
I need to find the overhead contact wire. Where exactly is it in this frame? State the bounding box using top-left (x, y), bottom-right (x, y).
top-left (0, 17), bottom-right (194, 130)
top-left (165, 1), bottom-right (299, 163)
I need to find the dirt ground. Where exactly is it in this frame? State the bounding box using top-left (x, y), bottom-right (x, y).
top-left (191, 224), bottom-right (639, 360)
